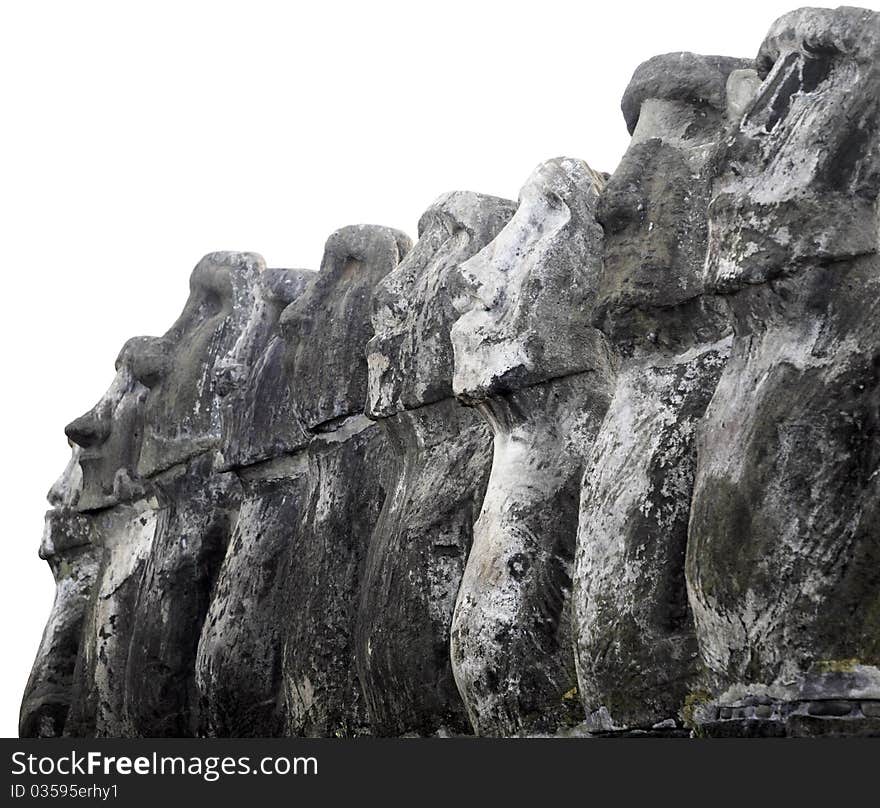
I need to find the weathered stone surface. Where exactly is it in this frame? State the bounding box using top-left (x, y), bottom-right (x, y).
top-left (33, 340), bottom-right (155, 738)
top-left (367, 192), bottom-right (517, 418)
top-left (64, 339), bottom-right (152, 511)
top-left (281, 225), bottom-right (412, 432)
top-left (357, 401), bottom-right (492, 735)
top-left (25, 7), bottom-right (880, 741)
top-left (573, 52), bottom-right (748, 733)
top-left (358, 194), bottom-right (513, 736)
top-left (283, 418), bottom-right (389, 736)
top-left (279, 225), bottom-right (409, 735)
top-left (123, 455), bottom-right (238, 737)
top-left (215, 267), bottom-right (316, 471)
top-left (196, 267), bottom-right (315, 737)
top-left (199, 226), bottom-right (408, 737)
top-left (685, 6), bottom-right (880, 736)
top-left (134, 252), bottom-right (265, 478)
top-left (19, 455), bottom-right (98, 738)
top-left (449, 158), bottom-right (615, 736)
top-left (65, 498), bottom-right (160, 737)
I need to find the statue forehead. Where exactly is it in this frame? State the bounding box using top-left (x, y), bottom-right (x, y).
top-left (757, 6), bottom-right (880, 76)
top-left (621, 52), bottom-right (753, 135)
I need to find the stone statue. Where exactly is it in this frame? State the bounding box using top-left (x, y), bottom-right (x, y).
top-left (23, 6), bottom-right (880, 740)
top-left (196, 266), bottom-right (315, 737)
top-left (279, 225), bottom-right (411, 736)
top-left (572, 52), bottom-right (751, 734)
top-left (20, 448), bottom-right (97, 737)
top-left (53, 338), bottom-right (154, 737)
top-left (448, 158), bottom-right (615, 735)
top-left (121, 252), bottom-right (264, 736)
top-left (686, 6), bottom-right (880, 737)
top-left (358, 192), bottom-right (515, 736)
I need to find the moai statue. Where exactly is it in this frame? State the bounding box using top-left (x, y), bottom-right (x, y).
top-left (46, 338), bottom-right (156, 737)
top-left (572, 52), bottom-right (751, 735)
top-left (686, 7), bottom-right (880, 737)
top-left (196, 266), bottom-right (315, 737)
top-left (122, 252), bottom-right (265, 736)
top-left (448, 158), bottom-right (616, 736)
top-left (279, 225), bottom-right (411, 736)
top-left (357, 192), bottom-right (516, 736)
top-left (20, 447), bottom-right (98, 737)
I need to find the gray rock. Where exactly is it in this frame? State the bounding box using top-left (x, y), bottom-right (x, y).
top-left (32, 339), bottom-right (154, 737)
top-left (63, 339), bottom-right (152, 511)
top-left (200, 227), bottom-right (407, 737)
top-left (134, 251), bottom-right (265, 478)
top-left (283, 417), bottom-right (389, 736)
top-left (116, 252), bottom-right (269, 736)
top-left (123, 455), bottom-right (238, 737)
top-left (281, 225), bottom-right (412, 432)
top-left (573, 51), bottom-right (749, 733)
top-left (449, 158), bottom-right (615, 736)
top-left (685, 6), bottom-right (880, 735)
top-left (19, 456), bottom-right (98, 738)
top-left (279, 225), bottom-right (410, 735)
top-left (66, 252), bottom-right (262, 737)
top-left (66, 497), bottom-right (160, 737)
top-left (25, 6), bottom-right (880, 741)
top-left (357, 193), bottom-right (514, 736)
top-left (215, 267), bottom-right (316, 471)
top-left (196, 267), bottom-right (315, 737)
top-left (366, 192), bottom-right (517, 418)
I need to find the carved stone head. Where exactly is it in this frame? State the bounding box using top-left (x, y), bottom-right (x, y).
top-left (366, 192), bottom-right (516, 419)
top-left (706, 7), bottom-right (880, 290)
top-left (593, 52), bottom-right (752, 344)
top-left (450, 157), bottom-right (609, 402)
top-left (215, 267), bottom-right (315, 470)
top-left (63, 337), bottom-right (153, 511)
top-left (279, 225), bottom-right (411, 431)
top-left (131, 252), bottom-right (264, 477)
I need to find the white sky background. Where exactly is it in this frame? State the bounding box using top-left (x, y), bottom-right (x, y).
top-left (2, 0), bottom-right (875, 737)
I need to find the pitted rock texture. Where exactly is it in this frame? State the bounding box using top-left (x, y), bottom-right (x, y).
top-left (449, 157), bottom-right (615, 736)
top-left (201, 226), bottom-right (406, 737)
top-left (357, 193), bottom-right (513, 736)
top-left (685, 5), bottom-right (880, 737)
top-left (573, 51), bottom-right (744, 734)
top-left (22, 6), bottom-right (880, 739)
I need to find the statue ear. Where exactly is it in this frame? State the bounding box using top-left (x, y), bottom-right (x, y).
top-left (725, 68), bottom-right (761, 123)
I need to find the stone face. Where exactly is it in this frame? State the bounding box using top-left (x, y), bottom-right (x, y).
top-left (573, 51), bottom-right (749, 733)
top-left (357, 194), bottom-right (513, 736)
top-left (29, 342), bottom-right (154, 738)
top-left (19, 456), bottom-right (98, 738)
top-left (281, 225), bottom-right (411, 431)
top-left (25, 7), bottom-right (880, 741)
top-left (63, 339), bottom-right (151, 511)
top-left (134, 252), bottom-right (265, 478)
top-left (449, 158), bottom-right (616, 736)
top-left (215, 267), bottom-right (316, 471)
top-left (451, 158), bottom-right (610, 401)
top-left (685, 6), bottom-right (880, 736)
top-left (367, 192), bottom-right (517, 419)
top-left (279, 225), bottom-right (409, 735)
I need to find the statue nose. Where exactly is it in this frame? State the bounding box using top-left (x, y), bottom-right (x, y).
top-left (64, 410), bottom-right (110, 449)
